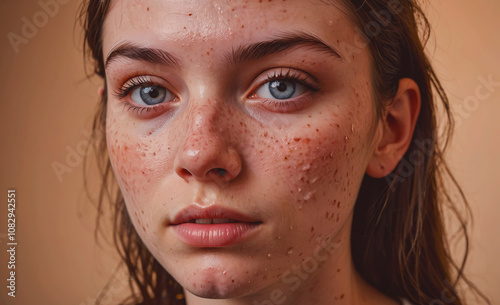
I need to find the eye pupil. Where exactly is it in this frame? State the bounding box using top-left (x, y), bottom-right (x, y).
top-left (269, 80), bottom-right (296, 99)
top-left (144, 87), bottom-right (159, 98)
top-left (139, 85), bottom-right (166, 105)
top-left (272, 81), bottom-right (288, 92)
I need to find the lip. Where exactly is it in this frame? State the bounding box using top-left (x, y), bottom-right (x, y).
top-left (169, 205), bottom-right (261, 247)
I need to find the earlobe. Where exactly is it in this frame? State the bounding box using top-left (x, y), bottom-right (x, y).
top-left (366, 78), bottom-right (421, 178)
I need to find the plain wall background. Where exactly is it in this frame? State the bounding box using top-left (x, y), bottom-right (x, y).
top-left (0, 1), bottom-right (498, 304)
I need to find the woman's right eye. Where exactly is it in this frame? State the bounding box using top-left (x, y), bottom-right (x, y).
top-left (113, 75), bottom-right (179, 114)
top-left (130, 85), bottom-right (176, 106)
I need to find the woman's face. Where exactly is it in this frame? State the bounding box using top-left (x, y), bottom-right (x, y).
top-left (103, 0), bottom-right (378, 300)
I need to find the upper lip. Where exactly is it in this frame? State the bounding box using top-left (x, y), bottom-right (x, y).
top-left (169, 205), bottom-right (260, 225)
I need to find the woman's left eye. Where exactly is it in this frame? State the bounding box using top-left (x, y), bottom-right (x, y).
top-left (254, 79), bottom-right (307, 100)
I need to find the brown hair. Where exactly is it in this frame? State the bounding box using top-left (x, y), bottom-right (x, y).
top-left (80, 0), bottom-right (490, 304)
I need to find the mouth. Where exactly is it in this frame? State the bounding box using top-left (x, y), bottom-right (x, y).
top-left (170, 206), bottom-right (262, 247)
top-left (185, 218), bottom-right (241, 224)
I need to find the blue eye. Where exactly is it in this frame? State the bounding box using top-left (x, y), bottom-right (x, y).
top-left (131, 85), bottom-right (175, 106)
top-left (255, 79), bottom-right (307, 100)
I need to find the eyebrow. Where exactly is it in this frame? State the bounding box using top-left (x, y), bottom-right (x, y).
top-left (105, 32), bottom-right (342, 69)
top-left (105, 42), bottom-right (181, 68)
top-left (225, 32), bottom-right (343, 65)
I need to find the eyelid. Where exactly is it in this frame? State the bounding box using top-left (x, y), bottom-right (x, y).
top-left (111, 74), bottom-right (180, 117)
top-left (113, 75), bottom-right (177, 100)
top-left (248, 68), bottom-right (321, 98)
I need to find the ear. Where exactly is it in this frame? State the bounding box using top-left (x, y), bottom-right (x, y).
top-left (366, 78), bottom-right (421, 178)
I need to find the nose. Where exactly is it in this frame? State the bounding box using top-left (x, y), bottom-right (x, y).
top-left (174, 102), bottom-right (242, 184)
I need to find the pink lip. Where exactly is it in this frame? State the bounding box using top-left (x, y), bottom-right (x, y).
top-left (169, 206), bottom-right (261, 247)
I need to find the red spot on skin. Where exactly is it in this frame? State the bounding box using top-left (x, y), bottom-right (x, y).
top-left (294, 137), bottom-right (301, 142)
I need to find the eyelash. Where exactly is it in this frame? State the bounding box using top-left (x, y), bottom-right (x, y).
top-left (249, 68), bottom-right (321, 111)
top-left (112, 75), bottom-right (175, 115)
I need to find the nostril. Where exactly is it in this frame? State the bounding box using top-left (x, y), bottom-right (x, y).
top-left (214, 168), bottom-right (227, 176)
top-left (178, 168), bottom-right (192, 179)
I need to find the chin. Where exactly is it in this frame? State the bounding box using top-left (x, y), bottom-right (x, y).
top-left (182, 273), bottom-right (252, 300)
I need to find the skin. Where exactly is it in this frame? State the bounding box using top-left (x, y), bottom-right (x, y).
top-left (102, 0), bottom-right (420, 304)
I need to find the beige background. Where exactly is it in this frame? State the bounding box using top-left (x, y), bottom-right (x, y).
top-left (0, 1), bottom-right (498, 304)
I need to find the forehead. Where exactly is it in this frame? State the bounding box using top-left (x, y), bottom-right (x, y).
top-left (102, 0), bottom-right (358, 55)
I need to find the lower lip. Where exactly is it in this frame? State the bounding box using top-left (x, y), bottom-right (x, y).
top-left (171, 222), bottom-right (260, 247)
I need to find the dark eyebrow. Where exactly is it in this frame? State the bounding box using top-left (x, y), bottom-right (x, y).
top-left (224, 31), bottom-right (343, 66)
top-left (105, 42), bottom-right (181, 68)
top-left (105, 32), bottom-right (342, 69)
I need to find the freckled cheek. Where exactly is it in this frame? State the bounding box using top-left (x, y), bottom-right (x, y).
top-left (268, 128), bottom-right (368, 224)
top-left (106, 129), bottom-right (166, 202)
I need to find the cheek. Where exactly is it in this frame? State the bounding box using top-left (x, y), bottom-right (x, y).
top-left (106, 114), bottom-right (176, 221)
top-left (108, 129), bottom-right (153, 199)
top-left (258, 109), bottom-right (372, 239)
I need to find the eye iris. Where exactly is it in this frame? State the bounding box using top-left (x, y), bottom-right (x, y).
top-left (269, 80), bottom-right (296, 99)
top-left (140, 86), bottom-right (166, 105)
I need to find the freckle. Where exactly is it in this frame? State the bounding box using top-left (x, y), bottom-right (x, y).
top-left (311, 226), bottom-right (314, 232)
top-left (241, 25), bottom-right (245, 28)
top-left (340, 294), bottom-right (345, 299)
top-left (146, 7), bottom-right (149, 11)
top-left (142, 226), bottom-right (146, 232)
top-left (337, 268), bottom-right (341, 272)
top-left (188, 13), bottom-right (192, 16)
